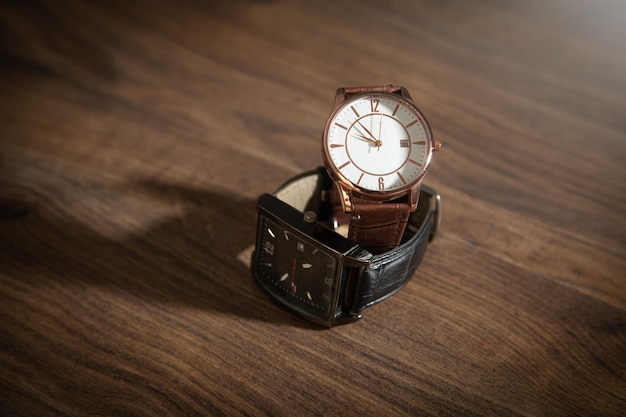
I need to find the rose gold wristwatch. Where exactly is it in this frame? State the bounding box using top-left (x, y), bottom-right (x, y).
top-left (321, 85), bottom-right (441, 254)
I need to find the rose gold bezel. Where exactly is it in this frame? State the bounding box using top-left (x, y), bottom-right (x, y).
top-left (321, 90), bottom-right (434, 210)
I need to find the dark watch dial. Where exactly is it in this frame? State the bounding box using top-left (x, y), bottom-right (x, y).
top-left (255, 215), bottom-right (338, 320)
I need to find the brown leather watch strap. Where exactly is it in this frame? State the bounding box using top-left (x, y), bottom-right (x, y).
top-left (343, 85), bottom-right (403, 95)
top-left (331, 186), bottom-right (414, 254)
top-left (348, 200), bottom-right (411, 254)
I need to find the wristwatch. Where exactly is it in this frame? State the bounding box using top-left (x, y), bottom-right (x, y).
top-left (251, 168), bottom-right (440, 327)
top-left (321, 85), bottom-right (441, 254)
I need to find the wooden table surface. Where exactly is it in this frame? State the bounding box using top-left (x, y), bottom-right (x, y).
top-left (1, 0), bottom-right (625, 415)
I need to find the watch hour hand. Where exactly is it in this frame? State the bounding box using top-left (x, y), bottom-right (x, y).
top-left (352, 132), bottom-right (377, 144)
top-left (352, 132), bottom-right (382, 149)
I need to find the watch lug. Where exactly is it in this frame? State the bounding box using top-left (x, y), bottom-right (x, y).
top-left (332, 314), bottom-right (362, 326)
top-left (398, 86), bottom-right (413, 101)
top-left (333, 88), bottom-right (348, 107)
top-left (336, 182), bottom-right (353, 213)
top-left (409, 182), bottom-right (422, 211)
top-left (343, 252), bottom-right (372, 268)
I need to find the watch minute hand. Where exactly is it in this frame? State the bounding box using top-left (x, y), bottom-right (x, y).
top-left (356, 121), bottom-right (382, 148)
top-left (354, 126), bottom-right (382, 148)
top-left (356, 121), bottom-right (379, 141)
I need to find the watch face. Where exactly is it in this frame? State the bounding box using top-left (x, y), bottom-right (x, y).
top-left (323, 93), bottom-right (432, 194)
top-left (254, 215), bottom-right (339, 321)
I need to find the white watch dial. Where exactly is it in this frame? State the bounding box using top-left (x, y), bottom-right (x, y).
top-left (324, 94), bottom-right (432, 192)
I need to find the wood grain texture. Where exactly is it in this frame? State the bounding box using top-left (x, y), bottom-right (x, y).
top-left (1, 0), bottom-right (625, 416)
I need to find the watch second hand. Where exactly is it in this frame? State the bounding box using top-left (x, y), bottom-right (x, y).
top-left (291, 258), bottom-right (297, 293)
top-left (378, 115), bottom-right (384, 151)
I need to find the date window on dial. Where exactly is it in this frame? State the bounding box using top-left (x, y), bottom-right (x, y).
top-left (400, 139), bottom-right (410, 148)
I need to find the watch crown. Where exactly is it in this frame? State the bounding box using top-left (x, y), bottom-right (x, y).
top-left (433, 140), bottom-right (442, 152)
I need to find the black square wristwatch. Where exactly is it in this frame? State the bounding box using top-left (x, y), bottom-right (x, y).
top-left (251, 168), bottom-right (440, 327)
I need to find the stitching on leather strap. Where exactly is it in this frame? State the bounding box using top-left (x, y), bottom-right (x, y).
top-left (349, 214), bottom-right (360, 242)
top-left (390, 203), bottom-right (402, 247)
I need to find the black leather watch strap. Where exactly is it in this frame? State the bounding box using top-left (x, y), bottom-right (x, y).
top-left (347, 184), bottom-right (438, 316)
